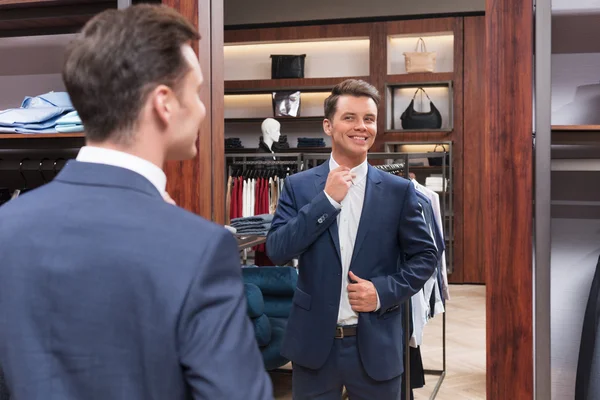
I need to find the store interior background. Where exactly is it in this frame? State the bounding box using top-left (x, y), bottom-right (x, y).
top-left (2, 0), bottom-right (600, 398)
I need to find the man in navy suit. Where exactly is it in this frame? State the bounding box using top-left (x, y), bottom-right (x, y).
top-left (0, 5), bottom-right (272, 400)
top-left (267, 79), bottom-right (439, 399)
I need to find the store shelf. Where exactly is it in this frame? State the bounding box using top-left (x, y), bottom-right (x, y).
top-left (224, 76), bottom-right (370, 94)
top-left (0, 0), bottom-right (115, 37)
top-left (236, 235), bottom-right (267, 250)
top-left (385, 129), bottom-right (453, 134)
top-left (225, 147), bottom-right (332, 154)
top-left (0, 133), bottom-right (85, 139)
top-left (225, 116), bottom-right (324, 123)
top-left (552, 125), bottom-right (600, 131)
top-left (387, 72), bottom-right (454, 85)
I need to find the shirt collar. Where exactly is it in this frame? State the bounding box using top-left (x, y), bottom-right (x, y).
top-left (76, 146), bottom-right (167, 194)
top-left (328, 154), bottom-right (369, 183)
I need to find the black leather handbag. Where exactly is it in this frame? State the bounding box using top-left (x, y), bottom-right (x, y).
top-left (270, 54), bottom-right (306, 79)
top-left (400, 88), bottom-right (443, 130)
top-left (427, 144), bottom-right (450, 166)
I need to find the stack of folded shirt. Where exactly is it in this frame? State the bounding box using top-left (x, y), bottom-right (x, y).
top-left (230, 214), bottom-right (274, 236)
top-left (297, 137), bottom-right (325, 148)
top-left (225, 137), bottom-right (244, 150)
top-left (55, 111), bottom-right (83, 133)
top-left (276, 134), bottom-right (290, 149)
top-left (425, 176), bottom-right (447, 192)
top-left (0, 92), bottom-right (83, 134)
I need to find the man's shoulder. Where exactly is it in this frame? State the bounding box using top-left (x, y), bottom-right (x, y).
top-left (372, 167), bottom-right (411, 188)
top-left (281, 167), bottom-right (319, 187)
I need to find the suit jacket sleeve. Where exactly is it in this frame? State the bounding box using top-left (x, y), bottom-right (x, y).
top-left (177, 229), bottom-right (273, 400)
top-left (266, 177), bottom-right (340, 265)
top-left (371, 183), bottom-right (439, 314)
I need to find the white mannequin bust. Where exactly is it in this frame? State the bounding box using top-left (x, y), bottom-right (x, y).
top-left (261, 118), bottom-right (281, 153)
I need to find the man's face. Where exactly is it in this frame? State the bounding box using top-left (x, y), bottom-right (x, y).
top-left (323, 95), bottom-right (378, 162)
top-left (165, 44), bottom-right (206, 160)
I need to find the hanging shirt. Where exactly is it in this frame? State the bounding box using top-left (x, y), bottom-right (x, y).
top-left (324, 156), bottom-right (380, 326)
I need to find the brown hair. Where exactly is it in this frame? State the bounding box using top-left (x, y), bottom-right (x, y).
top-left (323, 79), bottom-right (380, 121)
top-left (62, 4), bottom-right (200, 143)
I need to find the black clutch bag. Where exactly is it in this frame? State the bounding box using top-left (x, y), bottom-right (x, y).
top-left (270, 54), bottom-right (306, 79)
top-left (400, 88), bottom-right (443, 130)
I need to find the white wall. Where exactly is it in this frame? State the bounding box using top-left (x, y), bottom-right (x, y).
top-left (0, 34), bottom-right (74, 110)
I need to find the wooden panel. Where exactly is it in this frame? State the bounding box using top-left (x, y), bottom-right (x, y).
top-left (0, 0), bottom-right (113, 36)
top-left (462, 16), bottom-right (486, 284)
top-left (386, 17), bottom-right (456, 36)
top-left (0, 133), bottom-right (85, 139)
top-left (448, 17), bottom-right (464, 283)
top-left (485, 0), bottom-right (534, 398)
top-left (162, 0), bottom-right (204, 217)
top-left (552, 125), bottom-right (600, 131)
top-left (211, 0), bottom-right (225, 224)
top-left (225, 77), bottom-right (370, 94)
top-left (382, 131), bottom-right (452, 142)
top-left (369, 21), bottom-right (386, 148)
top-left (386, 72), bottom-right (454, 85)
top-left (225, 23), bottom-right (372, 43)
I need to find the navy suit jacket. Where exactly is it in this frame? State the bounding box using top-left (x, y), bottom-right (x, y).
top-left (0, 161), bottom-right (273, 400)
top-left (266, 161), bottom-right (438, 381)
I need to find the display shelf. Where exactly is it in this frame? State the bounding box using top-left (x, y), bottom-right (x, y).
top-left (385, 81), bottom-right (454, 132)
top-left (225, 147), bottom-right (331, 154)
top-left (0, 0), bottom-right (115, 37)
top-left (387, 72), bottom-right (453, 85)
top-left (224, 37), bottom-right (370, 81)
top-left (387, 32), bottom-right (454, 75)
top-left (224, 77), bottom-right (370, 95)
top-left (236, 235), bottom-right (267, 250)
top-left (225, 116), bottom-right (324, 123)
top-left (0, 133), bottom-right (84, 139)
top-left (552, 125), bottom-right (600, 131)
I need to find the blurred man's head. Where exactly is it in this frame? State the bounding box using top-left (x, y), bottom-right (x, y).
top-left (63, 5), bottom-right (205, 163)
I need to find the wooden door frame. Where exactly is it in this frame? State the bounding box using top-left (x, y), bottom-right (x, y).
top-left (484, 0), bottom-right (534, 398)
top-left (163, 0), bottom-right (224, 223)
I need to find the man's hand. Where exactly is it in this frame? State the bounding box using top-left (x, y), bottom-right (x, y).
top-left (163, 191), bottom-right (177, 206)
top-left (348, 271), bottom-right (378, 312)
top-left (324, 166), bottom-right (356, 204)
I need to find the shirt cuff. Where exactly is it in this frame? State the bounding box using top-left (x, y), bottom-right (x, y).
top-left (375, 291), bottom-right (381, 311)
top-left (324, 190), bottom-right (342, 209)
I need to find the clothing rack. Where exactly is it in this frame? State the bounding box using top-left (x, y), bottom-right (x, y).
top-left (375, 145), bottom-right (451, 400)
top-left (0, 148), bottom-right (79, 191)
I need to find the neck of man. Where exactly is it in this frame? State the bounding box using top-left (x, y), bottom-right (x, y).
top-left (87, 134), bottom-right (166, 170)
top-left (332, 149), bottom-right (367, 169)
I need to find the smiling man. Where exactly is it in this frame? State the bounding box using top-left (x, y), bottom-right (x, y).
top-left (267, 79), bottom-right (439, 399)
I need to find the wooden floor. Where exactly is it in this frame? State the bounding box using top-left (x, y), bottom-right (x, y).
top-left (270, 284), bottom-right (486, 399)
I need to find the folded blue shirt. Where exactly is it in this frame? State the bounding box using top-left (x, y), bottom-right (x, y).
top-left (0, 126), bottom-right (59, 134)
top-left (0, 107), bottom-right (71, 127)
top-left (55, 111), bottom-right (82, 126)
top-left (21, 91), bottom-right (73, 109)
top-left (55, 124), bottom-right (84, 133)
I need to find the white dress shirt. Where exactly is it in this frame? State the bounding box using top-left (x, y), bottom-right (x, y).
top-left (76, 146), bottom-right (167, 195)
top-left (324, 155), bottom-right (380, 326)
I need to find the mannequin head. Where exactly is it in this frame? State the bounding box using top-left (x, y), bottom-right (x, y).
top-left (261, 118), bottom-right (281, 151)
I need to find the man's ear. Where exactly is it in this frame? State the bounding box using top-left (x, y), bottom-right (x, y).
top-left (323, 119), bottom-right (333, 137)
top-left (151, 85), bottom-right (175, 126)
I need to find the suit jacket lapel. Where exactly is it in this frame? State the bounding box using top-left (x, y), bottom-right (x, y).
top-left (314, 162), bottom-right (341, 264)
top-left (350, 165), bottom-right (382, 268)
